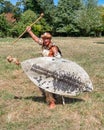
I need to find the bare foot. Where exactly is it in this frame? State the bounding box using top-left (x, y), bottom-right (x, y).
top-left (49, 102), bottom-right (56, 109)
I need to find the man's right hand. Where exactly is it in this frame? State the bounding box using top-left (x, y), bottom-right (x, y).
top-left (26, 26), bottom-right (31, 33)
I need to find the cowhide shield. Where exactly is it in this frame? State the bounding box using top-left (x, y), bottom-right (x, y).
top-left (21, 57), bottom-right (93, 96)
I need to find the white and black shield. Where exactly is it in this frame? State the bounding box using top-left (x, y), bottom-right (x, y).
top-left (21, 57), bottom-right (93, 96)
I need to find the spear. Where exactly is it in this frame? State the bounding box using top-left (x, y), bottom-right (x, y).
top-left (13, 13), bottom-right (44, 44)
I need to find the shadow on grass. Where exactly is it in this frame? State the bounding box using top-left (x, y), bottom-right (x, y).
top-left (61, 97), bottom-right (84, 104)
top-left (94, 42), bottom-right (104, 44)
top-left (14, 95), bottom-right (45, 103)
top-left (14, 95), bottom-right (84, 104)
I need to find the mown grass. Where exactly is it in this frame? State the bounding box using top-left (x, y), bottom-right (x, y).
top-left (0, 37), bottom-right (104, 130)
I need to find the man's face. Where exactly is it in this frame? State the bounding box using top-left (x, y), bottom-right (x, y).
top-left (43, 38), bottom-right (51, 46)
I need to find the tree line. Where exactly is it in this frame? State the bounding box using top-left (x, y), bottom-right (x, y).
top-left (0, 0), bottom-right (104, 37)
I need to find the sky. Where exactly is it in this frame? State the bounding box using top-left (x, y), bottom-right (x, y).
top-left (9, 0), bottom-right (58, 5)
top-left (97, 0), bottom-right (104, 5)
top-left (9, 0), bottom-right (104, 6)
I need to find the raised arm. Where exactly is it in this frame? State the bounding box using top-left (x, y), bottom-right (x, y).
top-left (26, 26), bottom-right (39, 43)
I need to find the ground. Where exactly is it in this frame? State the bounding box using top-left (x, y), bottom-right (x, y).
top-left (0, 37), bottom-right (104, 130)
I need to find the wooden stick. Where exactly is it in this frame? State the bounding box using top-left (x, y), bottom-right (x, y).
top-left (13, 13), bottom-right (44, 44)
top-left (62, 96), bottom-right (65, 105)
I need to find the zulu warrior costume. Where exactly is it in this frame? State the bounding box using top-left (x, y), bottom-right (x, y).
top-left (38, 38), bottom-right (62, 104)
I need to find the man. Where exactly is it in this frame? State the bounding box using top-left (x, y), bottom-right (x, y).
top-left (26, 26), bottom-right (62, 109)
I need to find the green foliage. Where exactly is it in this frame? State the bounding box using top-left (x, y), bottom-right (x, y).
top-left (3, 1), bottom-right (14, 13)
top-left (98, 6), bottom-right (104, 35)
top-left (10, 10), bottom-right (37, 37)
top-left (32, 24), bottom-right (43, 36)
top-left (23, 0), bottom-right (56, 26)
top-left (10, 9), bottom-right (51, 37)
top-left (20, 9), bottom-right (37, 23)
top-left (10, 22), bottom-right (25, 37)
top-left (0, 0), bottom-right (18, 13)
top-left (0, 0), bottom-right (104, 37)
top-left (32, 19), bottom-right (52, 36)
top-left (54, 0), bottom-right (82, 36)
top-left (74, 0), bottom-right (102, 36)
top-left (0, 14), bottom-right (11, 37)
top-left (23, 0), bottom-right (43, 13)
top-left (38, 0), bottom-right (55, 25)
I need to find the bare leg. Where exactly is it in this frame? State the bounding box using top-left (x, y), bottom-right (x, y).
top-left (45, 91), bottom-right (56, 109)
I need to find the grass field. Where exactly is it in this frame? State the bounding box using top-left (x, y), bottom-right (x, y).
top-left (0, 37), bottom-right (104, 130)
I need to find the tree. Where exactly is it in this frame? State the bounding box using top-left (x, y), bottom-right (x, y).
top-left (0, 13), bottom-right (11, 37)
top-left (10, 10), bottom-right (37, 37)
top-left (22, 0), bottom-right (56, 27)
top-left (74, 0), bottom-right (102, 36)
top-left (54, 0), bottom-right (82, 36)
top-left (0, 0), bottom-right (4, 13)
top-left (0, 1), bottom-right (17, 13)
top-left (98, 5), bottom-right (104, 36)
top-left (0, 0), bottom-right (22, 21)
top-left (10, 10), bottom-right (51, 37)
top-left (37, 0), bottom-right (55, 24)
